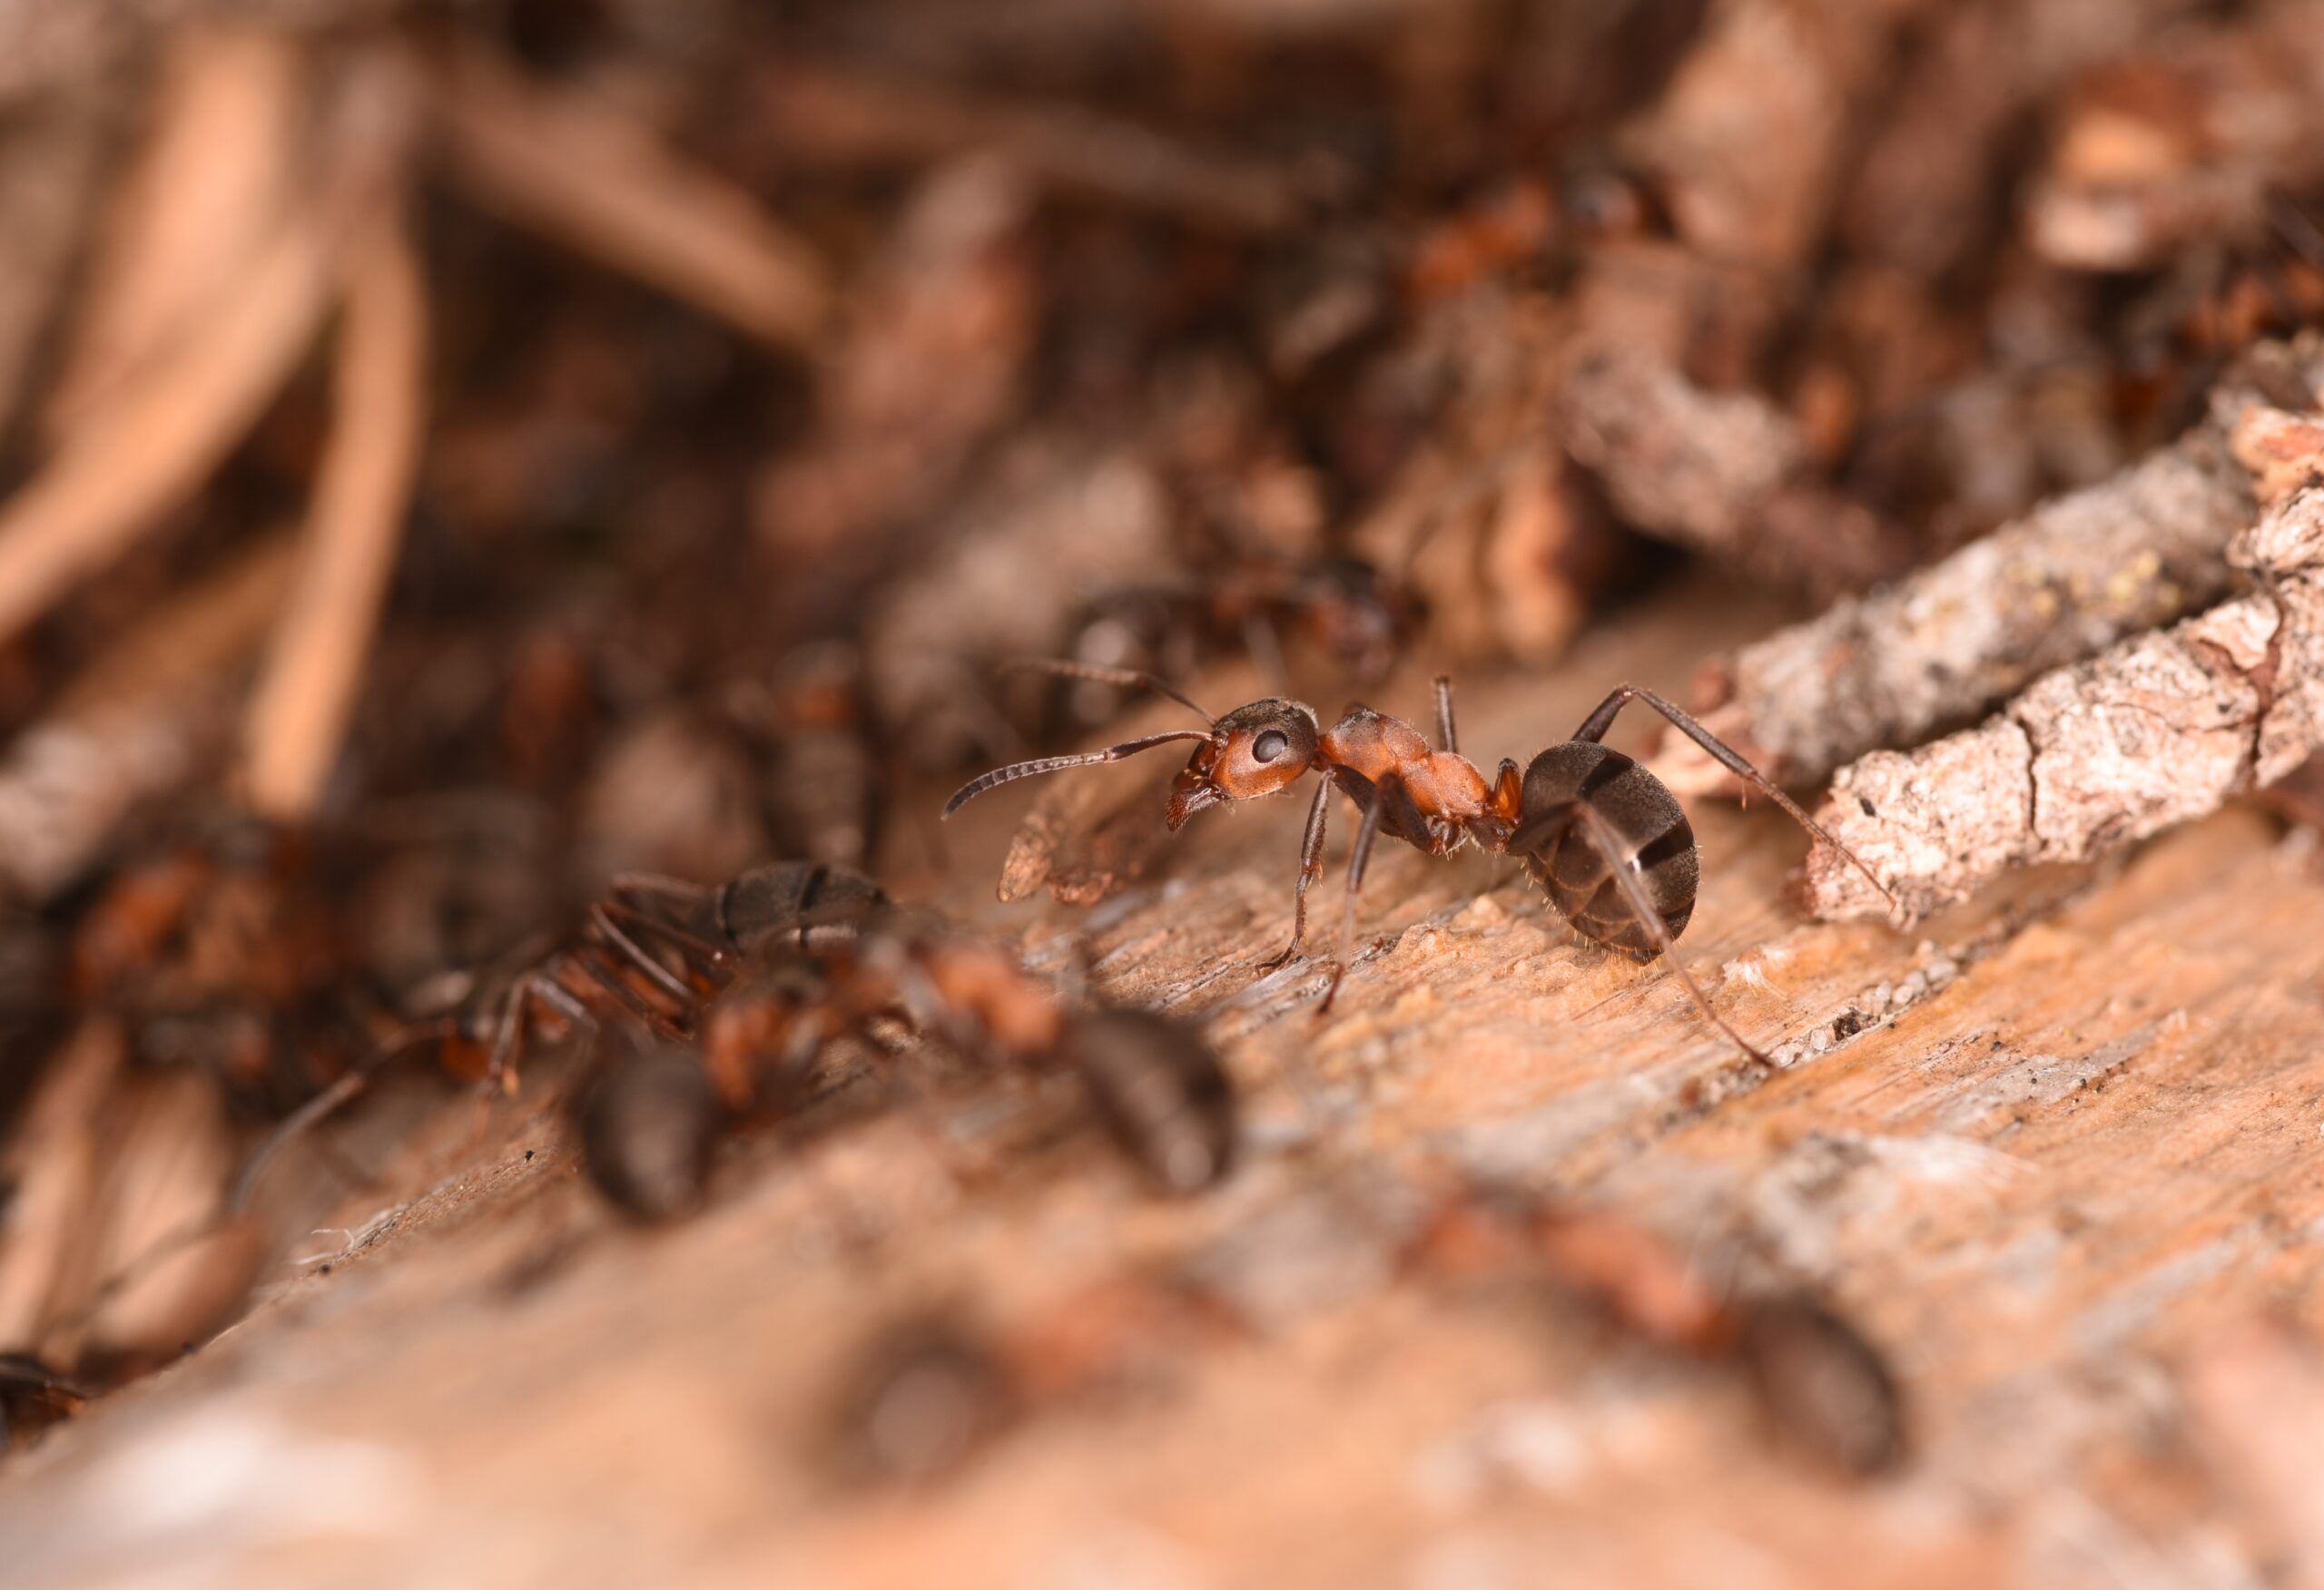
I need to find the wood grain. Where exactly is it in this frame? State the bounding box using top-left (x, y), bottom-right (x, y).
top-left (6, 576), bottom-right (2321, 1590)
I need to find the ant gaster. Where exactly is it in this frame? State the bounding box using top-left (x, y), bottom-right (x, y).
top-left (947, 662), bottom-right (1895, 1062)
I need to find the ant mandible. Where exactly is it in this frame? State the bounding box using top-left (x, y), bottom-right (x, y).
top-left (945, 662), bottom-right (1895, 1063)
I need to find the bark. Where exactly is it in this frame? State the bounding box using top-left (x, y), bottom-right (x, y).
top-left (1665, 335), bottom-right (2324, 792)
top-left (1804, 461), bottom-right (2324, 922)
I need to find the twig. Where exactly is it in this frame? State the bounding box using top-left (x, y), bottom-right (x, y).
top-left (0, 208), bottom-right (336, 649)
top-left (431, 47), bottom-right (831, 352)
top-left (753, 59), bottom-right (1308, 233)
top-left (1657, 336), bottom-right (2324, 794)
top-left (44, 23), bottom-right (302, 437)
top-left (0, 73), bottom-right (113, 444)
top-left (1802, 460), bottom-right (2324, 923)
top-left (240, 201), bottom-right (428, 821)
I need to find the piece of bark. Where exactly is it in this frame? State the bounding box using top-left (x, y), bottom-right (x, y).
top-left (1618, 0), bottom-right (1934, 274)
top-left (1662, 337), bottom-right (2324, 794)
top-left (2024, 0), bottom-right (2324, 271)
top-left (756, 156), bottom-right (1034, 564)
top-left (1558, 348), bottom-right (1913, 596)
top-left (1802, 479), bottom-right (2324, 922)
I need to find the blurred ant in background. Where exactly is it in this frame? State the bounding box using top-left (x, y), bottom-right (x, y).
top-left (1043, 553), bottom-right (1415, 739)
top-left (583, 899), bottom-right (1237, 1222)
top-left (829, 1175), bottom-right (1904, 1488)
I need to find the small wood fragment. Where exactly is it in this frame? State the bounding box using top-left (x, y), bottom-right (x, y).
top-left (0, 539), bottom-right (298, 901)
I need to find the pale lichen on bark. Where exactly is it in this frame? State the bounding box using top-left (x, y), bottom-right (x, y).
top-left (1663, 337), bottom-right (2324, 793)
top-left (1805, 449), bottom-right (2324, 922)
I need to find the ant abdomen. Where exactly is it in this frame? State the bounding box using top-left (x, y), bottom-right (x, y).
top-left (1512, 742), bottom-right (1699, 959)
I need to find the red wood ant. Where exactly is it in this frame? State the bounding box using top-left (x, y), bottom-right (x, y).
top-left (0, 1354), bottom-right (87, 1449)
top-left (1406, 1183), bottom-right (1905, 1477)
top-left (1049, 555), bottom-right (1413, 735)
top-left (829, 1180), bottom-right (1903, 1487)
top-left (946, 663), bottom-right (1894, 1062)
top-left (684, 911), bottom-right (1237, 1200)
top-left (235, 861), bottom-right (894, 1209)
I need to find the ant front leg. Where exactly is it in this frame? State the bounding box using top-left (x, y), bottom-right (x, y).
top-left (1319, 785), bottom-right (1390, 1012)
top-left (1564, 800), bottom-right (1770, 1068)
top-left (1256, 779), bottom-right (1333, 974)
top-left (1571, 683), bottom-right (1896, 911)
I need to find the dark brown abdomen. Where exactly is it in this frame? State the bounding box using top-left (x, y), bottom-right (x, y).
top-left (1512, 742), bottom-right (1699, 960)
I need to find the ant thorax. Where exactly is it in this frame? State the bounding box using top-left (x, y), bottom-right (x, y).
top-left (1316, 705), bottom-right (1500, 844)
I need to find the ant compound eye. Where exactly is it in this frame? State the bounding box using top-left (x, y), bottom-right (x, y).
top-left (1251, 729), bottom-right (1289, 763)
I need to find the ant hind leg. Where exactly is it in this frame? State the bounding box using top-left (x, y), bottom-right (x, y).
top-left (1565, 800), bottom-right (1771, 1068)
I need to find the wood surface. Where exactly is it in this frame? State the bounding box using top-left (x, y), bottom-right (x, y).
top-left (6, 574), bottom-right (2323, 1590)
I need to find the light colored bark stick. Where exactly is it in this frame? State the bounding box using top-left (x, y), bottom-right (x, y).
top-left (1803, 436), bottom-right (2324, 922)
top-left (1659, 337), bottom-right (2324, 795)
top-left (240, 203), bottom-right (427, 820)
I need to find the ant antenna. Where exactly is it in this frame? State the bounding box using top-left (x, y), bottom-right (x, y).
top-left (996, 658), bottom-right (1215, 724)
top-left (942, 731), bottom-right (1213, 819)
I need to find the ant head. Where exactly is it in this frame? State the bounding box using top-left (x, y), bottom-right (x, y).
top-left (1166, 699), bottom-right (1319, 829)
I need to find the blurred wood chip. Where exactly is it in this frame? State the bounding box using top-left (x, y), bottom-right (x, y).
top-left (2183, 1315), bottom-right (2324, 1590)
top-left (0, 538), bottom-right (297, 901)
top-left (432, 47), bottom-right (832, 352)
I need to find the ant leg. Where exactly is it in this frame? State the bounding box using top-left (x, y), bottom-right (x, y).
top-left (1256, 779), bottom-right (1333, 973)
top-left (589, 902), bottom-right (703, 1006)
top-left (1434, 675), bottom-right (1457, 754)
top-left (1570, 683), bottom-right (1896, 910)
top-left (484, 970), bottom-right (599, 1096)
top-left (566, 942), bottom-right (692, 1037)
top-left (230, 1016), bottom-right (464, 1211)
top-left (1319, 790), bottom-right (1387, 1012)
top-left (1566, 800), bottom-right (1771, 1068)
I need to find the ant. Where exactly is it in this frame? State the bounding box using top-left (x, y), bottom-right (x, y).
top-left (1405, 1182), bottom-right (1905, 1477)
top-left (684, 908), bottom-right (1237, 1200)
top-left (946, 662), bottom-right (1895, 1062)
top-left (235, 860), bottom-right (894, 1209)
top-left (0, 1354), bottom-right (87, 1449)
top-left (1049, 555), bottom-right (1413, 737)
top-left (829, 1179), bottom-right (1904, 1487)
